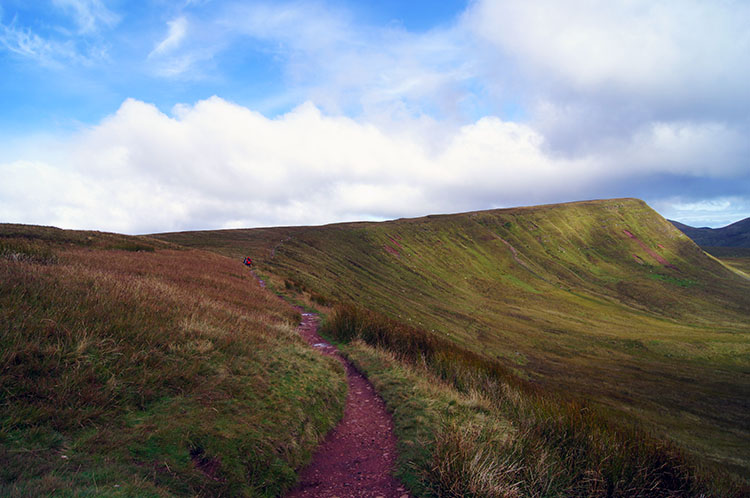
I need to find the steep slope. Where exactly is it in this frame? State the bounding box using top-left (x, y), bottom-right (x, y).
top-left (671, 217), bottom-right (750, 248)
top-left (158, 198), bottom-right (750, 479)
top-left (0, 224), bottom-right (346, 496)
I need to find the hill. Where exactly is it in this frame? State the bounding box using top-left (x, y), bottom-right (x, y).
top-left (156, 198), bottom-right (750, 489)
top-left (670, 217), bottom-right (750, 248)
top-left (0, 224), bottom-right (346, 496)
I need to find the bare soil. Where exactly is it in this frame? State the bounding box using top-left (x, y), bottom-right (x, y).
top-left (285, 312), bottom-right (409, 498)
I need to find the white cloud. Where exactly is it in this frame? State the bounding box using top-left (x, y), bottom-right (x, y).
top-left (180, 2), bottom-right (477, 118)
top-left (52, 0), bottom-right (119, 34)
top-left (0, 0), bottom-right (115, 66)
top-left (150, 17), bottom-right (188, 57)
top-left (145, 14), bottom-right (225, 78)
top-left (673, 200), bottom-right (731, 213)
top-left (0, 98), bottom-right (541, 232)
top-left (4, 96), bottom-right (746, 234)
top-left (138, 0), bottom-right (750, 125)
top-left (0, 22), bottom-right (79, 66)
top-left (622, 121), bottom-right (749, 177)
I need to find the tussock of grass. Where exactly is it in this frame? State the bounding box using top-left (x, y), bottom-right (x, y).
top-left (327, 305), bottom-right (748, 497)
top-left (430, 422), bottom-right (521, 497)
top-left (0, 227), bottom-right (347, 496)
top-left (1, 238), bottom-right (58, 264)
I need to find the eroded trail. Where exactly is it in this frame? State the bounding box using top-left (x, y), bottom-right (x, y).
top-left (286, 312), bottom-right (409, 498)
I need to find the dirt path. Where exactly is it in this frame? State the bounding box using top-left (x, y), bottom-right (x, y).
top-left (285, 312), bottom-right (409, 498)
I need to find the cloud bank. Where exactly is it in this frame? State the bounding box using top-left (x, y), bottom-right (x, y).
top-left (2, 96), bottom-right (747, 234)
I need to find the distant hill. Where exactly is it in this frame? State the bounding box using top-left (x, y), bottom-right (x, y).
top-left (670, 217), bottom-right (750, 248)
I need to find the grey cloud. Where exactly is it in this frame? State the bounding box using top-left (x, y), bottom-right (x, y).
top-left (463, 0), bottom-right (750, 160)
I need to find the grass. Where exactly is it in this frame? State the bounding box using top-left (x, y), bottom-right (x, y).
top-left (155, 198), bottom-right (750, 487)
top-left (715, 257), bottom-right (750, 277)
top-left (0, 224), bottom-right (347, 496)
top-left (699, 248), bottom-right (750, 279)
top-left (1, 238), bottom-right (59, 264)
top-left (325, 305), bottom-right (748, 497)
top-left (338, 340), bottom-right (515, 497)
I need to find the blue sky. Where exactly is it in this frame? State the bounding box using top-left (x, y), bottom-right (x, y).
top-left (0, 0), bottom-right (469, 130)
top-left (1, 0), bottom-right (749, 233)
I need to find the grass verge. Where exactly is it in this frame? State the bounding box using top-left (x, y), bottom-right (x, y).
top-left (325, 304), bottom-right (748, 497)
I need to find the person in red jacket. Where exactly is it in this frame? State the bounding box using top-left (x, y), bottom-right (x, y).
top-left (243, 257), bottom-right (253, 266)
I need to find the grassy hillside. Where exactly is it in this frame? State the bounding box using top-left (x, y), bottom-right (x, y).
top-left (720, 257), bottom-right (750, 276)
top-left (153, 225), bottom-right (310, 263)
top-left (1, 224), bottom-right (346, 496)
top-left (157, 199), bottom-right (750, 484)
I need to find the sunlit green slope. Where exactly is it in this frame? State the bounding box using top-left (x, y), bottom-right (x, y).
top-left (158, 198), bottom-right (750, 478)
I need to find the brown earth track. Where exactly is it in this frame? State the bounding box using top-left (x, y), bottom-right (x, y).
top-left (285, 312), bottom-right (409, 498)
top-left (623, 229), bottom-right (677, 269)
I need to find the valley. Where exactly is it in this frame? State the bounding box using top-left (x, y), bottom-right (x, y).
top-left (158, 198), bottom-right (750, 484)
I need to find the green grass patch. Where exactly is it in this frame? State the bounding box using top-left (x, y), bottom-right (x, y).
top-left (648, 272), bottom-right (698, 287)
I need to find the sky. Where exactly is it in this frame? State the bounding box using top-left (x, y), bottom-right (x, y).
top-left (1, 0), bottom-right (749, 234)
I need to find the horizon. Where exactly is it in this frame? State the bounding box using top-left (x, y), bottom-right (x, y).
top-left (1, 1), bottom-right (749, 232)
top-left (4, 197), bottom-right (748, 237)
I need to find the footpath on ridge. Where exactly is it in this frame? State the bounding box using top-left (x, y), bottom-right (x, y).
top-left (285, 311), bottom-right (410, 498)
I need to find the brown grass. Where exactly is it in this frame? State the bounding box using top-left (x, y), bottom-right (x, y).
top-left (1, 229), bottom-right (347, 496)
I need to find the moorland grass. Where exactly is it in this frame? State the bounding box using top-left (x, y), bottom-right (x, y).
top-left (155, 198), bottom-right (750, 484)
top-left (241, 200), bottom-right (750, 477)
top-left (717, 256), bottom-right (750, 276)
top-left (325, 305), bottom-right (748, 497)
top-left (0, 226), bottom-right (347, 496)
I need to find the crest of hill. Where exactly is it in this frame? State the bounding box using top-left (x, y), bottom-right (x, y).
top-left (155, 198), bottom-right (749, 324)
top-left (155, 197), bottom-right (746, 317)
top-left (157, 197), bottom-right (688, 261)
top-left (670, 217), bottom-right (750, 249)
top-left (1, 223), bottom-right (176, 253)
